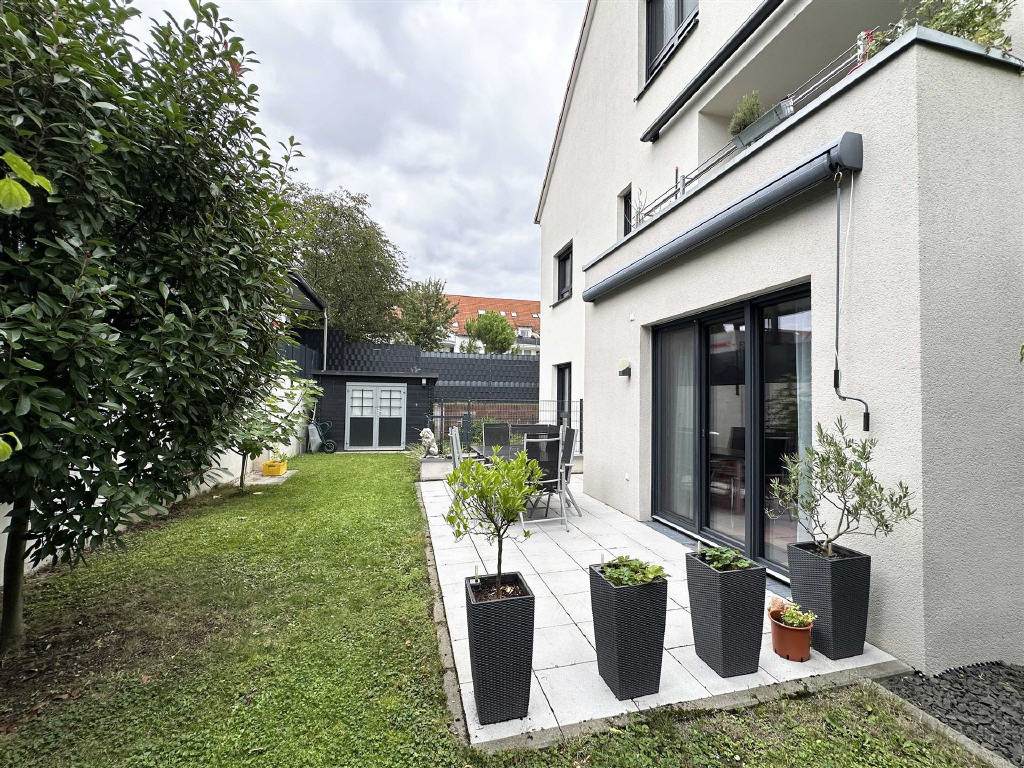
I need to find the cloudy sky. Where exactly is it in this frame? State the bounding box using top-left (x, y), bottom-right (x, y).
top-left (130, 0), bottom-right (586, 300)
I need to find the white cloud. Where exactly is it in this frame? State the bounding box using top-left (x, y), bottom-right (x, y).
top-left (129, 0), bottom-right (586, 299)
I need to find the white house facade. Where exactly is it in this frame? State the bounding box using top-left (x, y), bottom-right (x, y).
top-left (536, 0), bottom-right (1023, 673)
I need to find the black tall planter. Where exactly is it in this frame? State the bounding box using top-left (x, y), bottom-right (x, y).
top-left (686, 553), bottom-right (765, 678)
top-left (589, 564), bottom-right (668, 700)
top-left (465, 572), bottom-right (534, 724)
top-left (788, 542), bottom-right (870, 660)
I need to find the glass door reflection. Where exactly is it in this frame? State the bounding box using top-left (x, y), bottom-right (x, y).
top-left (706, 317), bottom-right (746, 543)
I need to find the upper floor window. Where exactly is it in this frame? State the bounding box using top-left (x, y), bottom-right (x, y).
top-left (646, 0), bottom-right (698, 80)
top-left (620, 185), bottom-right (633, 237)
top-left (555, 243), bottom-right (572, 301)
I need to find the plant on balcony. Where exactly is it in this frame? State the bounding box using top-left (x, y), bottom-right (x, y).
top-left (768, 417), bottom-right (916, 659)
top-left (446, 451), bottom-right (541, 724)
top-left (868, 0), bottom-right (1014, 58)
top-left (590, 556), bottom-right (669, 699)
top-left (686, 545), bottom-right (766, 677)
top-left (728, 91), bottom-right (763, 137)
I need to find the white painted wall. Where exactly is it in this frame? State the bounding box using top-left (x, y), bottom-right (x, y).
top-left (538, 0), bottom-right (1024, 672)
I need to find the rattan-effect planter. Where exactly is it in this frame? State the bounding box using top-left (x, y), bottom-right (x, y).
top-left (589, 564), bottom-right (668, 700)
top-left (686, 553), bottom-right (765, 678)
top-left (788, 542), bottom-right (870, 660)
top-left (465, 572), bottom-right (534, 724)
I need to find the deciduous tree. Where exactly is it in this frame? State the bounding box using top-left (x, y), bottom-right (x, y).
top-left (397, 278), bottom-right (457, 351)
top-left (294, 185), bottom-right (407, 343)
top-left (463, 311), bottom-right (517, 354)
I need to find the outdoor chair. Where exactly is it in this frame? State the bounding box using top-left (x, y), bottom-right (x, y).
top-left (449, 426), bottom-right (465, 472)
top-left (559, 425), bottom-right (583, 517)
top-left (520, 433), bottom-right (567, 531)
top-left (482, 422), bottom-right (512, 456)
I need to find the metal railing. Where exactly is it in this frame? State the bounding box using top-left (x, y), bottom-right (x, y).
top-left (428, 399), bottom-right (583, 456)
top-left (634, 27), bottom-right (883, 229)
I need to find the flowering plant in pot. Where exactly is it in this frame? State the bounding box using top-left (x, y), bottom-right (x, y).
top-left (446, 450), bottom-right (541, 724)
top-left (589, 555), bottom-right (668, 700)
top-left (686, 545), bottom-right (765, 678)
top-left (768, 418), bottom-right (915, 659)
top-left (767, 596), bottom-right (816, 662)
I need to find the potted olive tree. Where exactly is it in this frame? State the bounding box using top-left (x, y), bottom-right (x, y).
top-left (589, 555), bottom-right (668, 700)
top-left (686, 545), bottom-right (765, 677)
top-left (769, 418), bottom-right (915, 659)
top-left (446, 452), bottom-right (541, 725)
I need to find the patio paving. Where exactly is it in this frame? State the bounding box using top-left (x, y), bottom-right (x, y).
top-left (419, 476), bottom-right (897, 747)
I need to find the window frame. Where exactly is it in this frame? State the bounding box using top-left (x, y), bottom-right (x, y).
top-left (555, 242), bottom-right (573, 302)
top-left (620, 185), bottom-right (633, 238)
top-left (645, 0), bottom-right (699, 84)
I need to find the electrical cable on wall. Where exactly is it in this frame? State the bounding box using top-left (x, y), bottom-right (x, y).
top-left (833, 171), bottom-right (870, 431)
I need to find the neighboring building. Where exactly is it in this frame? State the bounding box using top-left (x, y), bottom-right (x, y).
top-left (443, 294), bottom-right (542, 355)
top-left (536, 0), bottom-right (1023, 673)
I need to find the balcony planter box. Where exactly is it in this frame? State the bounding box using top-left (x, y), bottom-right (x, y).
top-left (589, 563), bottom-right (668, 700)
top-left (261, 460), bottom-right (287, 476)
top-left (686, 552), bottom-right (765, 677)
top-left (465, 572), bottom-right (534, 724)
top-left (731, 98), bottom-right (794, 149)
top-left (788, 542), bottom-right (870, 660)
top-left (768, 609), bottom-right (813, 662)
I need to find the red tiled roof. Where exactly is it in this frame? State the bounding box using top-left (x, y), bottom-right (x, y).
top-left (445, 294), bottom-right (541, 334)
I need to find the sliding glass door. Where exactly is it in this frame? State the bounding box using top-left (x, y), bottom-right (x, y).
top-left (652, 287), bottom-right (811, 572)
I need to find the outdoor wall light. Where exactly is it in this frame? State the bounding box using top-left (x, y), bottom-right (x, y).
top-left (618, 359), bottom-right (631, 378)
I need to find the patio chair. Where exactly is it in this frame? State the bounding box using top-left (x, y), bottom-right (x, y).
top-left (520, 433), bottom-right (567, 531)
top-left (482, 422), bottom-right (512, 456)
top-left (449, 426), bottom-right (464, 472)
top-left (559, 425), bottom-right (583, 517)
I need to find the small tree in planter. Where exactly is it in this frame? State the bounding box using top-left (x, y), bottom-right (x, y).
top-left (686, 545), bottom-right (766, 677)
top-left (590, 556), bottom-right (668, 699)
top-left (768, 418), bottom-right (915, 659)
top-left (446, 452), bottom-right (541, 724)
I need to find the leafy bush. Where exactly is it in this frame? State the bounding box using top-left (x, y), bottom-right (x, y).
top-left (867, 0), bottom-right (1015, 57)
top-left (445, 451), bottom-right (541, 590)
top-left (729, 91), bottom-right (763, 136)
top-left (696, 545), bottom-right (754, 571)
top-left (0, 0), bottom-right (302, 649)
top-left (600, 555), bottom-right (667, 586)
top-left (768, 418), bottom-right (916, 558)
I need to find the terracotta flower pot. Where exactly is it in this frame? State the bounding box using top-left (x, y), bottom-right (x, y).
top-left (769, 609), bottom-right (812, 662)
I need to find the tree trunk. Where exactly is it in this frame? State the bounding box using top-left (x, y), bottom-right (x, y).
top-left (495, 535), bottom-right (503, 591)
top-left (238, 454), bottom-right (247, 493)
top-left (1, 506), bottom-right (29, 653)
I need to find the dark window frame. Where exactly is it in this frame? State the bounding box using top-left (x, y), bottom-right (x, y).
top-left (645, 0), bottom-right (699, 82)
top-left (620, 186), bottom-right (633, 237)
top-left (555, 242), bottom-right (573, 302)
top-left (651, 283), bottom-right (810, 574)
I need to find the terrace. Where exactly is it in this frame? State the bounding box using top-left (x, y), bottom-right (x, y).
top-left (420, 475), bottom-right (901, 748)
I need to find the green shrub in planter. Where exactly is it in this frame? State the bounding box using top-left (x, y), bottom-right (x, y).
top-left (768, 418), bottom-right (915, 658)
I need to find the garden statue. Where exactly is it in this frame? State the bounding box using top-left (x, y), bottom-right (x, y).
top-left (419, 427), bottom-right (439, 456)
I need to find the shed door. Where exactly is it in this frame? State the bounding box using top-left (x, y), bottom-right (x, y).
top-left (345, 383), bottom-right (407, 450)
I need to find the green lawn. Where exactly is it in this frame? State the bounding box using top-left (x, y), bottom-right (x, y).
top-left (0, 453), bottom-right (988, 768)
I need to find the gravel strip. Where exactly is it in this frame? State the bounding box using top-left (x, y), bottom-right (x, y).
top-left (882, 662), bottom-right (1023, 766)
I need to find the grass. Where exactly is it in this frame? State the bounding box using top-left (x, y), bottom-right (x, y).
top-left (0, 453), bottom-right (989, 768)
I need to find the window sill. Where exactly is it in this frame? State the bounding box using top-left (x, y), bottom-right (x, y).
top-left (550, 294), bottom-right (573, 309)
top-left (636, 12), bottom-right (699, 102)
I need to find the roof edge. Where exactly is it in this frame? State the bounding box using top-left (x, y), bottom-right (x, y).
top-left (533, 0), bottom-right (595, 226)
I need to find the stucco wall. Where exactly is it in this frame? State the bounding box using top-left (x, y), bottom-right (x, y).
top-left (914, 45), bottom-right (1024, 669)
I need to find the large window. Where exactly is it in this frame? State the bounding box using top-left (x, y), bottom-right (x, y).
top-left (555, 243), bottom-right (572, 301)
top-left (652, 287), bottom-right (810, 571)
top-left (646, 0), bottom-right (698, 79)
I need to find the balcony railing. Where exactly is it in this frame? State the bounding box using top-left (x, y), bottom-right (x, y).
top-left (633, 26), bottom-right (887, 229)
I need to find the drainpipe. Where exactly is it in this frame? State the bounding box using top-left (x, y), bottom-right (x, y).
top-left (833, 172), bottom-right (870, 431)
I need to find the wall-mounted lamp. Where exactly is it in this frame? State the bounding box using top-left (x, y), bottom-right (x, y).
top-left (618, 359), bottom-right (631, 378)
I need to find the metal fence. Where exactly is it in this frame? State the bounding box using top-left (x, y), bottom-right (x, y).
top-left (429, 399), bottom-right (583, 455)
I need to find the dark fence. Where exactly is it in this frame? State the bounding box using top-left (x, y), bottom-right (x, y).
top-left (281, 341), bottom-right (320, 379)
top-left (429, 399), bottom-right (583, 455)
